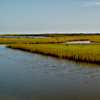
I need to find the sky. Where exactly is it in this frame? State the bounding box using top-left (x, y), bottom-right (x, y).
top-left (0, 0), bottom-right (100, 34)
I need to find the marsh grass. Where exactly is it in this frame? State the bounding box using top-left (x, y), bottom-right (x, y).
top-left (1, 34), bottom-right (100, 64)
top-left (0, 34), bottom-right (100, 44)
top-left (0, 37), bottom-right (67, 44)
top-left (7, 44), bottom-right (100, 64)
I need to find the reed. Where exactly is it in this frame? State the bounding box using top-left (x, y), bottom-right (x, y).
top-left (6, 44), bottom-right (100, 64)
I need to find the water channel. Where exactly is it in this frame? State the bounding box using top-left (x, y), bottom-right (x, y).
top-left (0, 35), bottom-right (50, 38)
top-left (0, 45), bottom-right (100, 100)
top-left (66, 41), bottom-right (90, 44)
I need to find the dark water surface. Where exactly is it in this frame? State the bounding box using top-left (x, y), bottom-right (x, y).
top-left (0, 35), bottom-right (50, 38)
top-left (0, 45), bottom-right (100, 100)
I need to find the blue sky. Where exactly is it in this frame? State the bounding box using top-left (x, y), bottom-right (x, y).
top-left (0, 0), bottom-right (100, 34)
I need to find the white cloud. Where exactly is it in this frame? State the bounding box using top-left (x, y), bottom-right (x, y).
top-left (84, 2), bottom-right (100, 6)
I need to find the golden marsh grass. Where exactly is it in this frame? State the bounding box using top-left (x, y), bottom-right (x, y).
top-left (0, 34), bottom-right (100, 64)
top-left (6, 44), bottom-right (100, 64)
top-left (0, 34), bottom-right (100, 44)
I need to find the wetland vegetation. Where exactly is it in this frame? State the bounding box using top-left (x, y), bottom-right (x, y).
top-left (7, 44), bottom-right (100, 64)
top-left (0, 33), bottom-right (100, 64)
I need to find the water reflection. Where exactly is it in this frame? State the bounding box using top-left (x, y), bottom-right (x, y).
top-left (67, 41), bottom-right (90, 44)
top-left (0, 45), bottom-right (100, 100)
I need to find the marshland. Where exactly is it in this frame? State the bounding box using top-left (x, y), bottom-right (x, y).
top-left (0, 33), bottom-right (100, 64)
top-left (0, 33), bottom-right (100, 100)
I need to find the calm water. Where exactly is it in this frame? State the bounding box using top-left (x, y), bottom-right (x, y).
top-left (0, 35), bottom-right (50, 38)
top-left (0, 45), bottom-right (100, 100)
top-left (67, 41), bottom-right (90, 44)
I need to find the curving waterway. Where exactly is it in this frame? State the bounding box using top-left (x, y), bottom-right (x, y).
top-left (0, 45), bottom-right (100, 100)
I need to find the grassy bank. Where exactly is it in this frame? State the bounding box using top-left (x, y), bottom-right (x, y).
top-left (0, 37), bottom-right (88, 44)
top-left (6, 44), bottom-right (100, 64)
